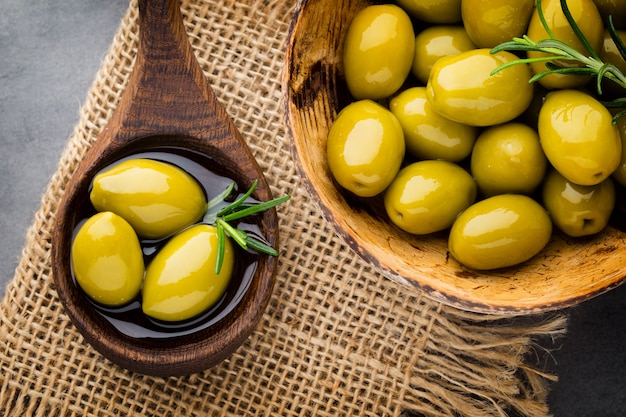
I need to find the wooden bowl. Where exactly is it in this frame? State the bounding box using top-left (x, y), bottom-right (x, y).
top-left (283, 0), bottom-right (626, 314)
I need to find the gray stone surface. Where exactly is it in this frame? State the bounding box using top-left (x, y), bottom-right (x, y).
top-left (1, 1), bottom-right (624, 415)
top-left (1, 0), bottom-right (128, 288)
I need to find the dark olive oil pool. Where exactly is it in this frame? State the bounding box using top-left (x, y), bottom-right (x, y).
top-left (71, 146), bottom-right (266, 340)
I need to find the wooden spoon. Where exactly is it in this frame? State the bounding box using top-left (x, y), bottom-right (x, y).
top-left (51, 0), bottom-right (278, 376)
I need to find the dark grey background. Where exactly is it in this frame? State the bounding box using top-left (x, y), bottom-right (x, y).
top-left (1, 1), bottom-right (624, 415)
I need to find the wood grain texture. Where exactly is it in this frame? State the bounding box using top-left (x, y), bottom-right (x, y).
top-left (51, 0), bottom-right (278, 376)
top-left (283, 0), bottom-right (626, 314)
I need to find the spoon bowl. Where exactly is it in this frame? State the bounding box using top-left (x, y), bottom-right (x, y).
top-left (51, 0), bottom-right (278, 376)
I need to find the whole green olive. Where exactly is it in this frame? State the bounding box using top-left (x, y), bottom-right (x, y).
top-left (426, 49), bottom-right (534, 126)
top-left (412, 25), bottom-right (476, 85)
top-left (389, 87), bottom-right (478, 162)
top-left (538, 89), bottom-right (621, 186)
top-left (461, 0), bottom-right (534, 48)
top-left (327, 99), bottom-right (405, 197)
top-left (343, 4), bottom-right (415, 100)
top-left (542, 169), bottom-right (615, 237)
top-left (142, 224), bottom-right (234, 322)
top-left (448, 194), bottom-right (552, 270)
top-left (384, 160), bottom-right (476, 235)
top-left (396, 0), bottom-right (462, 23)
top-left (527, 0), bottom-right (604, 89)
top-left (71, 211), bottom-right (144, 306)
top-left (470, 122), bottom-right (547, 196)
top-left (612, 116), bottom-right (626, 187)
top-left (90, 158), bottom-right (207, 239)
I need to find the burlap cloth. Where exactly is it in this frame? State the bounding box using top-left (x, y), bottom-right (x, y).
top-left (0, 1), bottom-right (569, 416)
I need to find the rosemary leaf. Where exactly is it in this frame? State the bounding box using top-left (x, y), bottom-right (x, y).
top-left (490, 0), bottom-right (626, 104)
top-left (608, 16), bottom-right (626, 61)
top-left (597, 63), bottom-right (614, 95)
top-left (612, 109), bottom-right (626, 124)
top-left (218, 218), bottom-right (248, 249)
top-left (543, 64), bottom-right (598, 75)
top-left (535, 39), bottom-right (587, 61)
top-left (203, 182), bottom-right (235, 224)
top-left (536, 0), bottom-right (555, 39)
top-left (207, 182), bottom-right (235, 211)
top-left (215, 221), bottom-right (225, 274)
top-left (246, 236), bottom-right (279, 256)
top-left (560, 0), bottom-right (601, 60)
top-left (491, 55), bottom-right (574, 77)
top-left (490, 41), bottom-right (538, 53)
top-left (216, 179), bottom-right (258, 217)
top-left (205, 180), bottom-right (290, 271)
top-left (602, 97), bottom-right (626, 108)
top-left (223, 194), bottom-right (291, 222)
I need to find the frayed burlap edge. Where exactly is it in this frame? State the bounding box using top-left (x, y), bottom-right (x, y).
top-left (0, 1), bottom-right (567, 416)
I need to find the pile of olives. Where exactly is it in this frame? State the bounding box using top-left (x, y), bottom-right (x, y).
top-left (71, 158), bottom-right (234, 322)
top-left (327, 0), bottom-right (626, 270)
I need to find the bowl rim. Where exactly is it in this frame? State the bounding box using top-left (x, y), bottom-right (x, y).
top-left (282, 0), bottom-right (626, 315)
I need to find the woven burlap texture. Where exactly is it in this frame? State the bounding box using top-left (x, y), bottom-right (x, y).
top-left (0, 1), bottom-right (568, 416)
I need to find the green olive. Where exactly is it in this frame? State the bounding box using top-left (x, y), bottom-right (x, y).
top-left (142, 224), bottom-right (234, 322)
top-left (448, 194), bottom-right (552, 270)
top-left (426, 49), bottom-right (534, 126)
top-left (599, 29), bottom-right (626, 74)
top-left (461, 0), bottom-right (534, 48)
top-left (343, 4), bottom-right (415, 100)
top-left (599, 29), bottom-right (626, 97)
top-left (71, 211), bottom-right (144, 306)
top-left (612, 116), bottom-right (626, 187)
top-left (412, 25), bottom-right (476, 85)
top-left (538, 89), bottom-right (621, 186)
top-left (90, 158), bottom-right (207, 239)
top-left (384, 160), bottom-right (476, 235)
top-left (542, 169), bottom-right (615, 237)
top-left (389, 87), bottom-right (478, 162)
top-left (593, 0), bottom-right (626, 29)
top-left (527, 0), bottom-right (604, 89)
top-left (327, 99), bottom-right (405, 197)
top-left (396, 0), bottom-right (462, 23)
top-left (470, 123), bottom-right (547, 196)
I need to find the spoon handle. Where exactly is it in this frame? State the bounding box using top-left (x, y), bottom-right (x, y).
top-left (101, 0), bottom-right (236, 146)
top-left (120, 0), bottom-right (227, 135)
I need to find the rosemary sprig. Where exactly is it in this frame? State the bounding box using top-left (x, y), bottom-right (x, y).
top-left (203, 179), bottom-right (290, 274)
top-left (490, 0), bottom-right (626, 123)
